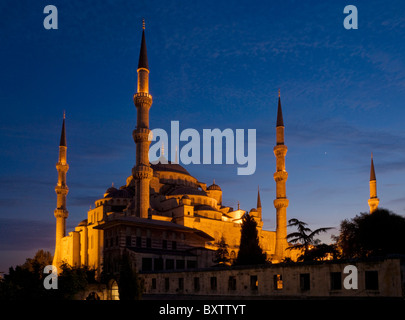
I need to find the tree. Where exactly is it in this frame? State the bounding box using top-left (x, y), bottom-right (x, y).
top-left (287, 218), bottom-right (333, 262)
top-left (118, 252), bottom-right (142, 300)
top-left (334, 208), bottom-right (405, 258)
top-left (0, 249), bottom-right (53, 300)
top-left (0, 250), bottom-right (96, 300)
top-left (234, 214), bottom-right (266, 266)
top-left (214, 236), bottom-right (230, 265)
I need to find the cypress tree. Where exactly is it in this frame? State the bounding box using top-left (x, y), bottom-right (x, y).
top-left (235, 214), bottom-right (266, 265)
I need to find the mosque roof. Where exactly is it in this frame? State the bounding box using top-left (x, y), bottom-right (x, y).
top-left (104, 186), bottom-right (133, 198)
top-left (150, 161), bottom-right (192, 176)
top-left (167, 186), bottom-right (207, 196)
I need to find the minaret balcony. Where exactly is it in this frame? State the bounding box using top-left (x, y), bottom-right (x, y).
top-left (133, 128), bottom-right (152, 143)
top-left (134, 92), bottom-right (153, 107)
top-left (54, 208), bottom-right (69, 219)
top-left (273, 171), bottom-right (288, 182)
top-left (56, 162), bottom-right (69, 172)
top-left (132, 164), bottom-right (153, 180)
top-left (273, 144), bottom-right (288, 157)
top-left (274, 198), bottom-right (289, 209)
top-left (55, 185), bottom-right (69, 195)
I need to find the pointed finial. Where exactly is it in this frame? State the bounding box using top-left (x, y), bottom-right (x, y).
top-left (237, 201), bottom-right (240, 210)
top-left (63, 110), bottom-right (66, 119)
top-left (370, 152), bottom-right (376, 181)
top-left (213, 179), bottom-right (215, 185)
top-left (257, 185), bottom-right (262, 208)
top-left (175, 145), bottom-right (178, 164)
top-left (112, 182), bottom-right (114, 188)
top-left (142, 18), bottom-right (145, 30)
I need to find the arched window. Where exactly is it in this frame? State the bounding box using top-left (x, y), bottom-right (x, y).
top-left (110, 280), bottom-right (119, 300)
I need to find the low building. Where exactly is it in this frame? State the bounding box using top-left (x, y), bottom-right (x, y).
top-left (139, 256), bottom-right (405, 299)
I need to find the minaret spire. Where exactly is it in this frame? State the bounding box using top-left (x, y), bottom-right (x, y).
top-left (132, 19), bottom-right (153, 218)
top-left (52, 113), bottom-right (69, 269)
top-left (368, 153), bottom-right (379, 213)
top-left (138, 19), bottom-right (149, 71)
top-left (273, 91), bottom-right (289, 262)
top-left (276, 90), bottom-right (285, 145)
top-left (256, 186), bottom-right (262, 221)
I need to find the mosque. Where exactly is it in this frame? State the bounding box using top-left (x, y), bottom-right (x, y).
top-left (51, 23), bottom-right (379, 278)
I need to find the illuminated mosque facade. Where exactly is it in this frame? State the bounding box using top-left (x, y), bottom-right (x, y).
top-left (51, 23), bottom-right (379, 278)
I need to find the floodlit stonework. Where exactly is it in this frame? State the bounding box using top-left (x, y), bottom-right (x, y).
top-left (52, 23), bottom-right (301, 277)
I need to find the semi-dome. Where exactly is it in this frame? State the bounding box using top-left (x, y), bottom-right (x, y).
top-left (104, 185), bottom-right (132, 198)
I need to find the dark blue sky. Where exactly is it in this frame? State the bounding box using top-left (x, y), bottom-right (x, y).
top-left (1, 0), bottom-right (405, 272)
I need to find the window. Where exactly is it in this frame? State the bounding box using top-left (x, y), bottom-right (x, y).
top-left (194, 277), bottom-right (200, 292)
top-left (166, 259), bottom-right (174, 270)
top-left (228, 276), bottom-right (237, 291)
top-left (146, 238), bottom-right (152, 248)
top-left (151, 278), bottom-right (156, 290)
top-left (210, 277), bottom-right (217, 291)
top-left (111, 280), bottom-right (119, 300)
top-left (176, 259), bottom-right (185, 270)
top-left (187, 260), bottom-right (197, 269)
top-left (136, 236), bottom-right (142, 247)
top-left (250, 275), bottom-right (258, 291)
top-left (365, 271), bottom-right (379, 290)
top-left (330, 272), bottom-right (342, 290)
top-left (154, 258), bottom-right (164, 271)
top-left (172, 241), bottom-right (177, 250)
top-left (165, 278), bottom-right (170, 291)
top-left (273, 274), bottom-right (283, 290)
top-left (162, 239), bottom-right (167, 249)
top-left (300, 273), bottom-right (310, 291)
top-left (178, 278), bottom-right (184, 291)
top-left (142, 258), bottom-right (152, 271)
top-left (126, 236), bottom-right (131, 246)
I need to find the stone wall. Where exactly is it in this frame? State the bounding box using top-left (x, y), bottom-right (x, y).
top-left (140, 257), bottom-right (404, 299)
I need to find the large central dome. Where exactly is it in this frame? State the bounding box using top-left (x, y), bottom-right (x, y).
top-left (150, 160), bottom-right (191, 176)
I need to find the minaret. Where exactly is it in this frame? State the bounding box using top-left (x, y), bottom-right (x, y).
top-left (53, 112), bottom-right (69, 268)
top-left (368, 153), bottom-right (379, 213)
top-left (273, 90), bottom-right (289, 261)
top-left (257, 186), bottom-right (262, 221)
top-left (132, 19), bottom-right (153, 218)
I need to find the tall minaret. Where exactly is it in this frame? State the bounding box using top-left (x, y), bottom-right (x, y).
top-left (53, 113), bottom-right (69, 268)
top-left (273, 90), bottom-right (289, 261)
top-left (368, 153), bottom-right (379, 213)
top-left (132, 19), bottom-right (153, 218)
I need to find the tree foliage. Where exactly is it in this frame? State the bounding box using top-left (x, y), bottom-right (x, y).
top-left (287, 218), bottom-right (334, 262)
top-left (214, 236), bottom-right (230, 265)
top-left (0, 250), bottom-right (95, 300)
top-left (118, 251), bottom-right (142, 300)
top-left (334, 208), bottom-right (405, 258)
top-left (234, 214), bottom-right (266, 266)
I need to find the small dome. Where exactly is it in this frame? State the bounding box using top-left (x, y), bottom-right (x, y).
top-left (207, 179), bottom-right (221, 191)
top-left (106, 186), bottom-right (117, 194)
top-left (182, 195), bottom-right (190, 199)
top-left (77, 219), bottom-right (88, 227)
top-left (250, 208), bottom-right (258, 213)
